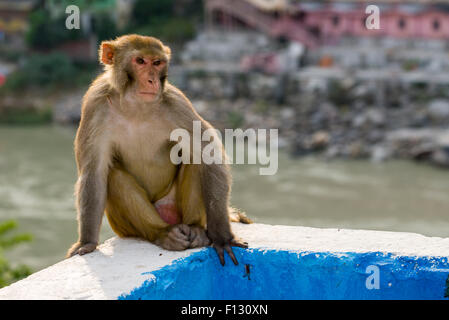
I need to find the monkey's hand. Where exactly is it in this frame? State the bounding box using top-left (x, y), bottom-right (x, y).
top-left (209, 234), bottom-right (248, 266)
top-left (66, 242), bottom-right (97, 258)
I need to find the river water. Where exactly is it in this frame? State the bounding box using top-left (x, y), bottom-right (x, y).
top-left (1, 126), bottom-right (449, 271)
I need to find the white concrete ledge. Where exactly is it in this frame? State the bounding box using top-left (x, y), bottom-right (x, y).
top-left (1, 223), bottom-right (449, 300)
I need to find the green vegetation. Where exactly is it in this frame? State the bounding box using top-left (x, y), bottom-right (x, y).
top-left (0, 0), bottom-right (202, 127)
top-left (128, 0), bottom-right (202, 42)
top-left (227, 110), bottom-right (245, 129)
top-left (2, 53), bottom-right (76, 91)
top-left (27, 1), bottom-right (118, 48)
top-left (253, 99), bottom-right (271, 114)
top-left (4, 0), bottom-right (202, 92)
top-left (131, 17), bottom-right (196, 43)
top-left (0, 48), bottom-right (24, 63)
top-left (132, 0), bottom-right (175, 26)
top-left (0, 53), bottom-right (98, 95)
top-left (0, 107), bottom-right (53, 125)
top-left (26, 0), bottom-right (202, 46)
top-left (0, 220), bottom-right (32, 288)
top-left (93, 13), bottom-right (119, 42)
top-left (327, 80), bottom-right (353, 109)
top-left (402, 59), bottom-right (420, 72)
top-left (27, 9), bottom-right (85, 50)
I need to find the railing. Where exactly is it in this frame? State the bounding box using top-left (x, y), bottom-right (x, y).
top-left (206, 0), bottom-right (319, 47)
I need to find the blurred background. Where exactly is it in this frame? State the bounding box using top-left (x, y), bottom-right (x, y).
top-left (1, 0), bottom-right (449, 285)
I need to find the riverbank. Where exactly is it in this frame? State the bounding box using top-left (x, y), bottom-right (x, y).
top-left (2, 69), bottom-right (448, 169)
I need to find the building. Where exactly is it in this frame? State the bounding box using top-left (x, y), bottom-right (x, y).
top-left (0, 0), bottom-right (40, 49)
top-left (205, 0), bottom-right (449, 47)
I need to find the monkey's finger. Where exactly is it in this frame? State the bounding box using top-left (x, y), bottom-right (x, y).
top-left (177, 224), bottom-right (191, 237)
top-left (225, 245), bottom-right (239, 266)
top-left (167, 235), bottom-right (190, 249)
top-left (189, 229), bottom-right (210, 248)
top-left (167, 231), bottom-right (190, 248)
top-left (231, 239), bottom-right (249, 249)
top-left (78, 243), bottom-right (97, 255)
top-left (170, 227), bottom-right (190, 241)
top-left (171, 239), bottom-right (190, 250)
top-left (214, 245), bottom-right (225, 266)
top-left (188, 226), bottom-right (199, 242)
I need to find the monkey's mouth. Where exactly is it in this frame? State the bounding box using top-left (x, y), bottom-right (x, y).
top-left (139, 92), bottom-right (157, 95)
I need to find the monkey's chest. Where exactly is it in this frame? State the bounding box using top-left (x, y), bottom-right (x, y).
top-left (111, 120), bottom-right (177, 199)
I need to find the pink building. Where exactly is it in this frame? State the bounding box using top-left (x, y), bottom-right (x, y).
top-left (205, 0), bottom-right (449, 47)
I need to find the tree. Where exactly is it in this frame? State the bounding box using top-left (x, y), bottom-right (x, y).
top-left (131, 0), bottom-right (175, 27)
top-left (26, 8), bottom-right (84, 49)
top-left (0, 220), bottom-right (32, 288)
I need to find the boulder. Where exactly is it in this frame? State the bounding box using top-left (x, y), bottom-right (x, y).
top-left (427, 99), bottom-right (449, 122)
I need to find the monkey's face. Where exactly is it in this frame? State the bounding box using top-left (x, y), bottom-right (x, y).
top-left (99, 35), bottom-right (171, 103)
top-left (130, 54), bottom-right (167, 102)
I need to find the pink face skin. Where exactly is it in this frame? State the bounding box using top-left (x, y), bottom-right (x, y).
top-left (131, 56), bottom-right (166, 102)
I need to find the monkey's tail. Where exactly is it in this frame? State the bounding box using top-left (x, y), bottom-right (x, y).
top-left (229, 207), bottom-right (253, 224)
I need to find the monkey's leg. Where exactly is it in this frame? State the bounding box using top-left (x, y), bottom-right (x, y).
top-left (229, 207), bottom-right (253, 224)
top-left (175, 164), bottom-right (210, 248)
top-left (106, 167), bottom-right (191, 250)
top-left (177, 168), bottom-right (245, 226)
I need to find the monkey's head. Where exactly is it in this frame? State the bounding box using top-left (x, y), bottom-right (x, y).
top-left (99, 34), bottom-right (171, 102)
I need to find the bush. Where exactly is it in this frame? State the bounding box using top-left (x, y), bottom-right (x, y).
top-left (26, 9), bottom-right (84, 49)
top-left (0, 107), bottom-right (53, 125)
top-left (227, 110), bottom-right (245, 129)
top-left (3, 53), bottom-right (76, 91)
top-left (327, 80), bottom-right (353, 108)
top-left (132, 18), bottom-right (195, 43)
top-left (93, 13), bottom-right (119, 42)
top-left (132, 0), bottom-right (175, 27)
top-left (0, 220), bottom-right (32, 288)
top-left (128, 0), bottom-right (198, 43)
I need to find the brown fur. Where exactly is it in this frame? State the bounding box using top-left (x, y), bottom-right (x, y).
top-left (67, 35), bottom-right (250, 265)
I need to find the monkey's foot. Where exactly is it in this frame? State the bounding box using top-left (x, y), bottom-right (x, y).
top-left (156, 224), bottom-right (192, 251)
top-left (156, 224), bottom-right (211, 251)
top-left (188, 226), bottom-right (211, 248)
top-left (66, 242), bottom-right (97, 258)
top-left (229, 209), bottom-right (253, 224)
top-left (212, 238), bottom-right (248, 266)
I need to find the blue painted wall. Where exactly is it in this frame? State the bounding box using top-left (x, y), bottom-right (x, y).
top-left (119, 248), bottom-right (449, 300)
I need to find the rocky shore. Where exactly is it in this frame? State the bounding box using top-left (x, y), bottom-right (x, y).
top-left (188, 96), bottom-right (449, 168)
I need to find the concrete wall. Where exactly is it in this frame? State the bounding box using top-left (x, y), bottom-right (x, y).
top-left (1, 223), bottom-right (449, 299)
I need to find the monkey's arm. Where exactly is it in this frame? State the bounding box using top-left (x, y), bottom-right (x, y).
top-left (200, 161), bottom-right (248, 266)
top-left (67, 101), bottom-right (111, 257)
top-left (167, 85), bottom-right (248, 264)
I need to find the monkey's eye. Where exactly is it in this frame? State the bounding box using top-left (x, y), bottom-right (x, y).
top-left (136, 57), bottom-right (145, 65)
top-left (153, 60), bottom-right (161, 66)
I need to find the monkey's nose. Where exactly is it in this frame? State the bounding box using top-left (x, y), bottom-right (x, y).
top-left (148, 79), bottom-right (153, 84)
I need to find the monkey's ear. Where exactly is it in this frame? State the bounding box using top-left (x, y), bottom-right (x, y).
top-left (100, 42), bottom-right (115, 65)
top-left (164, 46), bottom-right (171, 61)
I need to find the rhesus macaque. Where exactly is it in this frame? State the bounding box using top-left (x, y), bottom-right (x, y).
top-left (67, 35), bottom-right (251, 265)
